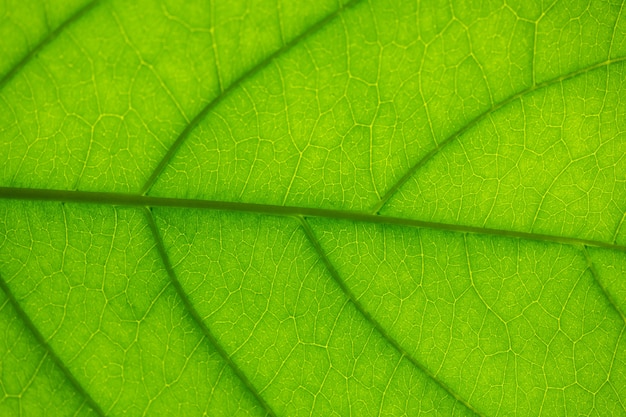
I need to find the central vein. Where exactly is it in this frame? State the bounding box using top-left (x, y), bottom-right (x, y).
top-left (1, 187), bottom-right (624, 253)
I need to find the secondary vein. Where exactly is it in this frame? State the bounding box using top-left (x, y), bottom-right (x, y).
top-left (298, 217), bottom-right (484, 417)
top-left (0, 0), bottom-right (102, 93)
top-left (0, 273), bottom-right (106, 416)
top-left (370, 55), bottom-right (626, 214)
top-left (139, 0), bottom-right (367, 195)
top-left (582, 246), bottom-right (626, 325)
top-left (143, 209), bottom-right (278, 417)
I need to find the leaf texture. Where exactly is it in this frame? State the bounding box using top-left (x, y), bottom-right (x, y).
top-left (1, 0), bottom-right (626, 416)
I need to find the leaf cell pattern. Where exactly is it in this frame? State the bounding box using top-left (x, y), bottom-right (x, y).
top-left (1, 0), bottom-right (626, 416)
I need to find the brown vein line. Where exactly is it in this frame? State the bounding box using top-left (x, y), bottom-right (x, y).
top-left (0, 0), bottom-right (102, 92)
top-left (139, 0), bottom-right (366, 195)
top-left (371, 55), bottom-right (626, 214)
top-left (143, 208), bottom-right (278, 417)
top-left (0, 273), bottom-right (105, 416)
top-left (298, 217), bottom-right (483, 417)
top-left (582, 246), bottom-right (626, 325)
top-left (3, 187), bottom-right (626, 254)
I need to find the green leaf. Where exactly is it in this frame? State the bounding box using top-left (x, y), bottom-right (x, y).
top-left (1, 0), bottom-right (625, 415)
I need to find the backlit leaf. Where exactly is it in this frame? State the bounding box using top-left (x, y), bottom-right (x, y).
top-left (1, 0), bottom-right (625, 415)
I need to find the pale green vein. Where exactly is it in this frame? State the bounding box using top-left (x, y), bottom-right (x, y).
top-left (139, 0), bottom-right (367, 195)
top-left (0, 0), bottom-right (102, 92)
top-left (607, 327), bottom-right (626, 412)
top-left (143, 208), bottom-right (278, 417)
top-left (0, 273), bottom-right (105, 416)
top-left (582, 246), bottom-right (626, 325)
top-left (613, 211), bottom-right (626, 244)
top-left (371, 55), bottom-right (626, 214)
top-left (298, 217), bottom-right (483, 417)
top-left (3, 187), bottom-right (626, 255)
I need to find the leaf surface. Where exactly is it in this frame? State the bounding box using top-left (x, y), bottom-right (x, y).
top-left (1, 0), bottom-right (626, 416)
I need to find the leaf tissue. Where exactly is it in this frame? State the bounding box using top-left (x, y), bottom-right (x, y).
top-left (1, 0), bottom-right (625, 415)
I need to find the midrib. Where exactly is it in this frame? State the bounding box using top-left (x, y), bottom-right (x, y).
top-left (2, 186), bottom-right (624, 253)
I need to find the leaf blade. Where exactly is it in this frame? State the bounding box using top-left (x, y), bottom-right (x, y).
top-left (1, 0), bottom-right (626, 415)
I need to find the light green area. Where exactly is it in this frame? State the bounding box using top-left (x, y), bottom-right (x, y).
top-left (0, 0), bottom-right (91, 79)
top-left (152, 0), bottom-right (538, 209)
top-left (154, 209), bottom-right (472, 416)
top-left (587, 247), bottom-right (626, 319)
top-left (0, 0), bottom-right (625, 415)
top-left (309, 219), bottom-right (626, 416)
top-left (383, 63), bottom-right (626, 243)
top-left (0, 0), bottom-right (342, 193)
top-left (0, 288), bottom-right (97, 417)
top-left (0, 201), bottom-right (266, 416)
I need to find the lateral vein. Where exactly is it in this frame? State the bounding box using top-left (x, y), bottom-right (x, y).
top-left (582, 246), bottom-right (626, 325)
top-left (0, 0), bottom-right (102, 92)
top-left (0, 273), bottom-right (106, 416)
top-left (143, 209), bottom-right (278, 417)
top-left (139, 0), bottom-right (367, 195)
top-left (298, 217), bottom-right (484, 417)
top-left (371, 55), bottom-right (626, 214)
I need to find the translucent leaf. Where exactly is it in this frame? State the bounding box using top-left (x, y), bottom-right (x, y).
top-left (1, 0), bottom-right (625, 415)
